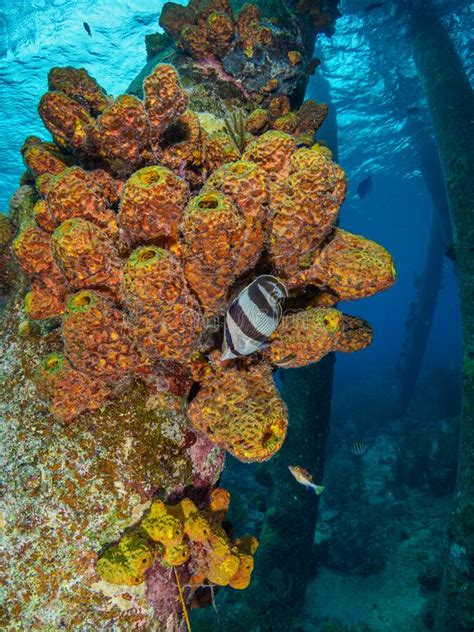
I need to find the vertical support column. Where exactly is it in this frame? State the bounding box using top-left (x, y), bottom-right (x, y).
top-left (409, 10), bottom-right (474, 631)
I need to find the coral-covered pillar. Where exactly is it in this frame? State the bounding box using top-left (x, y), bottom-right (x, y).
top-left (409, 10), bottom-right (474, 631)
top-left (259, 357), bottom-right (335, 610)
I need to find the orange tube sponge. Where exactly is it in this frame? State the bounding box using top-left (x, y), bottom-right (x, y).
top-left (269, 150), bottom-right (346, 284)
top-left (25, 282), bottom-right (65, 320)
top-left (51, 218), bottom-right (123, 298)
top-left (304, 228), bottom-right (397, 301)
top-left (272, 112), bottom-right (298, 134)
top-left (92, 95), bottom-right (150, 173)
top-left (190, 0), bottom-right (233, 23)
top-left (187, 358), bottom-right (288, 462)
top-left (295, 99), bottom-right (328, 139)
top-left (159, 2), bottom-right (196, 39)
top-left (203, 132), bottom-right (240, 172)
top-left (45, 167), bottom-right (118, 237)
top-left (268, 95), bottom-right (291, 119)
top-left (21, 136), bottom-right (68, 178)
top-left (181, 190), bottom-right (245, 314)
top-left (34, 352), bottom-right (111, 423)
top-left (245, 109), bottom-right (270, 135)
top-left (311, 142), bottom-right (333, 159)
top-left (35, 173), bottom-right (55, 198)
top-left (33, 200), bottom-right (57, 233)
top-left (118, 166), bottom-right (189, 245)
top-left (143, 65), bottom-right (189, 150)
top-left (206, 11), bottom-right (234, 57)
top-left (203, 160), bottom-right (269, 276)
top-left (235, 3), bottom-right (263, 55)
top-left (242, 131), bottom-right (295, 181)
top-left (208, 487), bottom-right (230, 519)
top-left (334, 314), bottom-right (373, 353)
top-left (12, 224), bottom-right (68, 294)
top-left (62, 290), bottom-right (138, 380)
top-left (48, 66), bottom-right (109, 116)
top-left (122, 246), bottom-right (203, 362)
top-left (229, 551), bottom-right (255, 589)
top-left (161, 111), bottom-right (207, 175)
top-left (89, 169), bottom-right (124, 206)
top-left (39, 91), bottom-right (94, 151)
top-left (179, 23), bottom-right (211, 58)
top-left (265, 307), bottom-right (344, 368)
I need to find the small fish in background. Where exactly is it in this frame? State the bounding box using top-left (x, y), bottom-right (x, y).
top-left (288, 465), bottom-right (325, 495)
top-left (83, 22), bottom-right (92, 36)
top-left (357, 174), bottom-right (372, 200)
top-left (364, 2), bottom-right (386, 12)
top-left (221, 275), bottom-right (288, 360)
top-left (350, 440), bottom-right (368, 456)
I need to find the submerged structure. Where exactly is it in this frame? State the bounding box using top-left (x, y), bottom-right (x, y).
top-left (1, 0), bottom-right (396, 628)
top-left (408, 6), bottom-right (474, 630)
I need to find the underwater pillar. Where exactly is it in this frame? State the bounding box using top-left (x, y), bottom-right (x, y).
top-left (398, 128), bottom-right (451, 411)
top-left (399, 214), bottom-right (444, 410)
top-left (410, 10), bottom-right (474, 631)
top-left (274, 358), bottom-right (335, 597)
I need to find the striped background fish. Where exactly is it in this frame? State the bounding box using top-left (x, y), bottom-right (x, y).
top-left (350, 440), bottom-right (368, 456)
top-left (221, 275), bottom-right (288, 360)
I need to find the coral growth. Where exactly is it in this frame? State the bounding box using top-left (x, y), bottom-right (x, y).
top-left (21, 136), bottom-right (68, 177)
top-left (97, 532), bottom-right (154, 585)
top-left (34, 352), bottom-right (112, 423)
top-left (51, 218), bottom-right (123, 298)
top-left (153, 0), bottom-right (331, 104)
top-left (264, 309), bottom-right (372, 368)
top-left (245, 96), bottom-right (328, 145)
top-left (47, 66), bottom-right (109, 116)
top-left (118, 165), bottom-right (189, 245)
top-left (62, 290), bottom-right (139, 380)
top-left (188, 356), bottom-right (288, 462)
top-left (97, 489), bottom-right (259, 593)
top-left (45, 167), bottom-right (119, 236)
top-left (122, 245), bottom-right (203, 362)
top-left (13, 63), bottom-right (394, 464)
top-left (268, 146), bottom-right (346, 284)
top-left (181, 190), bottom-right (246, 313)
top-left (302, 228), bottom-right (396, 300)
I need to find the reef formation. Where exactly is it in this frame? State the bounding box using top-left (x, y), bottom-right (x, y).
top-left (1, 0), bottom-right (395, 626)
top-left (12, 63), bottom-right (395, 460)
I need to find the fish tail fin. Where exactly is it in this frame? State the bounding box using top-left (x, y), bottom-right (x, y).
top-left (220, 347), bottom-right (237, 361)
top-left (311, 484), bottom-right (325, 495)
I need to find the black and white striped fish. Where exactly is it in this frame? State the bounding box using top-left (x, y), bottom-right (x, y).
top-left (221, 275), bottom-right (288, 360)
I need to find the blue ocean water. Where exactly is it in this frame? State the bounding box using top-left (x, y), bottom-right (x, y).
top-left (1, 0), bottom-right (472, 629)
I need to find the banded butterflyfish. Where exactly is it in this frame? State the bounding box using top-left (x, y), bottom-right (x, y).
top-left (221, 275), bottom-right (288, 360)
